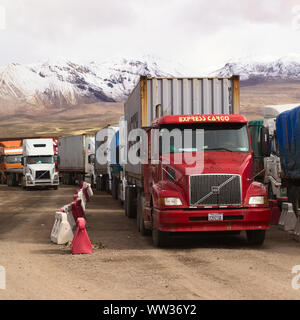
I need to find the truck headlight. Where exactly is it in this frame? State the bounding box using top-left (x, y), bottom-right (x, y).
top-left (249, 196), bottom-right (267, 205)
top-left (164, 197), bottom-right (182, 206)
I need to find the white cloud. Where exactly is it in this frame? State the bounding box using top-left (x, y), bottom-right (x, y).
top-left (0, 0), bottom-right (299, 72)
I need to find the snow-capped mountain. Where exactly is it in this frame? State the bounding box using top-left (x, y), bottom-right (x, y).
top-left (1, 54), bottom-right (300, 113)
top-left (213, 54), bottom-right (300, 81)
top-left (0, 56), bottom-right (184, 110)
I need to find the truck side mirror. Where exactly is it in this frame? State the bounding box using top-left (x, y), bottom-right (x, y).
top-left (260, 126), bottom-right (271, 157)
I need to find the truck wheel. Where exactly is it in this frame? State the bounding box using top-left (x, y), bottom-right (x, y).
top-left (111, 177), bottom-right (118, 200)
top-left (53, 185), bottom-right (58, 190)
top-left (100, 176), bottom-right (106, 191)
top-left (125, 186), bottom-right (137, 219)
top-left (105, 175), bottom-right (110, 193)
top-left (7, 174), bottom-right (12, 187)
top-left (91, 175), bottom-right (96, 189)
top-left (288, 186), bottom-right (300, 217)
top-left (268, 183), bottom-right (275, 200)
top-left (95, 176), bottom-right (100, 191)
top-left (12, 174), bottom-right (18, 186)
top-left (137, 193), bottom-right (150, 236)
top-left (152, 226), bottom-right (168, 247)
top-left (246, 230), bottom-right (266, 246)
top-left (0, 174), bottom-right (5, 184)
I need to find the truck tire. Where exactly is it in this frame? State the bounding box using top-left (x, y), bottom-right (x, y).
top-left (91, 175), bottom-right (96, 189)
top-left (100, 176), bottom-right (106, 191)
top-left (96, 176), bottom-right (101, 191)
top-left (288, 185), bottom-right (300, 216)
top-left (152, 226), bottom-right (168, 247)
top-left (125, 186), bottom-right (137, 219)
top-left (0, 174), bottom-right (5, 184)
top-left (268, 183), bottom-right (275, 200)
top-left (12, 174), bottom-right (18, 186)
top-left (137, 193), bottom-right (150, 236)
top-left (7, 174), bottom-right (13, 187)
top-left (246, 230), bottom-right (266, 246)
top-left (111, 177), bottom-right (118, 200)
top-left (105, 175), bottom-right (110, 193)
top-left (77, 174), bottom-right (84, 187)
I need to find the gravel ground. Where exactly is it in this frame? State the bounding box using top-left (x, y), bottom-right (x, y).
top-left (0, 185), bottom-right (300, 300)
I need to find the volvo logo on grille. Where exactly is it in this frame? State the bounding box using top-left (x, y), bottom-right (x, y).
top-left (211, 186), bottom-right (220, 194)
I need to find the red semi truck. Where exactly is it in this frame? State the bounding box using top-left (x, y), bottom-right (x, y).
top-left (122, 76), bottom-right (271, 247)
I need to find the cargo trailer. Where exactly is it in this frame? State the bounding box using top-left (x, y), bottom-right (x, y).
top-left (58, 134), bottom-right (95, 185)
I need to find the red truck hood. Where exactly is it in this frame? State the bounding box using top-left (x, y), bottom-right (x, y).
top-left (162, 152), bottom-right (252, 176)
top-left (161, 152), bottom-right (254, 206)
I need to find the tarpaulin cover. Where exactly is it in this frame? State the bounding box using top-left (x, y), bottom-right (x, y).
top-left (276, 106), bottom-right (300, 179)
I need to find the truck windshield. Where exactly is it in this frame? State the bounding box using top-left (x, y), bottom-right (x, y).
top-left (27, 156), bottom-right (54, 164)
top-left (5, 155), bottom-right (22, 164)
top-left (160, 123), bottom-right (250, 154)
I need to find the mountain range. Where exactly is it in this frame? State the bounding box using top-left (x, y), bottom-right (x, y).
top-left (0, 54), bottom-right (300, 113)
top-left (213, 54), bottom-right (300, 81)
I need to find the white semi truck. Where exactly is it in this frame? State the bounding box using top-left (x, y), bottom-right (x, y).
top-left (262, 104), bottom-right (300, 205)
top-left (22, 139), bottom-right (59, 189)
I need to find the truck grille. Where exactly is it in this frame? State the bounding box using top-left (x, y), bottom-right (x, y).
top-left (35, 170), bottom-right (50, 180)
top-left (189, 174), bottom-right (241, 206)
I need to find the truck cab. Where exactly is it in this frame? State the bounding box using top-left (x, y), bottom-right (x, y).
top-left (139, 115), bottom-right (270, 246)
top-left (0, 141), bottom-right (23, 186)
top-left (22, 139), bottom-right (59, 189)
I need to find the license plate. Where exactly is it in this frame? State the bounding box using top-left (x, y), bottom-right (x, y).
top-left (208, 213), bottom-right (223, 221)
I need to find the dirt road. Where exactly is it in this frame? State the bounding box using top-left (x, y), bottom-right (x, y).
top-left (0, 184), bottom-right (300, 300)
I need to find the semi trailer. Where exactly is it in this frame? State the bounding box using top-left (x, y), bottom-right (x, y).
top-left (58, 134), bottom-right (95, 185)
top-left (111, 76), bottom-right (271, 247)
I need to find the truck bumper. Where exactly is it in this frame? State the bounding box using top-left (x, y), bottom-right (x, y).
top-left (26, 181), bottom-right (59, 187)
top-left (153, 208), bottom-right (271, 232)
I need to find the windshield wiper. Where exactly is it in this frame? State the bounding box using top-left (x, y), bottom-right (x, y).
top-left (204, 147), bottom-right (235, 152)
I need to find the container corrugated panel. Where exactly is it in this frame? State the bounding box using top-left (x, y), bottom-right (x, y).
top-left (145, 77), bottom-right (237, 126)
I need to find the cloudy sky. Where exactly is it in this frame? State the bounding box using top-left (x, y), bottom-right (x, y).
top-left (0, 0), bottom-right (300, 72)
